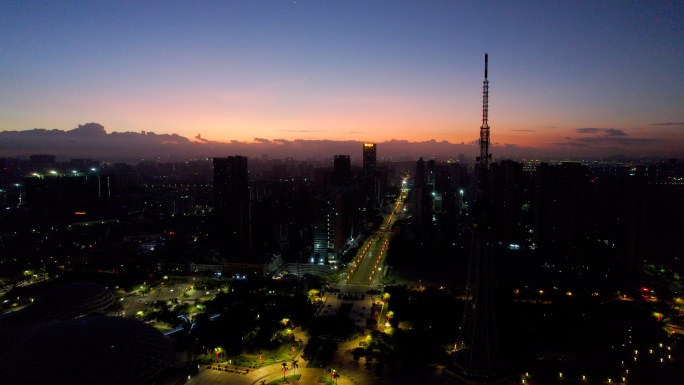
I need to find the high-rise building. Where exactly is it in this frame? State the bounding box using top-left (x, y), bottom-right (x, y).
top-left (0, 157), bottom-right (22, 187)
top-left (213, 156), bottom-right (250, 249)
top-left (362, 143), bottom-right (378, 214)
top-left (213, 156), bottom-right (248, 209)
top-left (532, 162), bottom-right (589, 268)
top-left (415, 157), bottom-right (426, 189)
top-left (489, 160), bottom-right (524, 246)
top-left (332, 189), bottom-right (354, 263)
top-left (412, 157), bottom-right (430, 238)
top-left (312, 195), bottom-right (334, 264)
top-left (333, 155), bottom-right (351, 186)
top-left (24, 171), bottom-right (114, 217)
top-left (28, 154), bottom-right (56, 174)
top-left (362, 143), bottom-right (376, 176)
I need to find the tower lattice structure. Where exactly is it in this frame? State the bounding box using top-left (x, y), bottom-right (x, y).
top-left (479, 53), bottom-right (491, 168)
top-left (444, 53), bottom-right (512, 385)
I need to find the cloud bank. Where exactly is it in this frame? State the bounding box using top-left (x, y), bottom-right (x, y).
top-left (0, 123), bottom-right (678, 163)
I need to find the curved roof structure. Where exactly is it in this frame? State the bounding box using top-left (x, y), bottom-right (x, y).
top-left (0, 282), bottom-right (115, 325)
top-left (0, 282), bottom-right (173, 384)
top-left (0, 316), bottom-right (174, 385)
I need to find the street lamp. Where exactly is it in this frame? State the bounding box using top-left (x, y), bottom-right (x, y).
top-left (282, 362), bottom-right (287, 380)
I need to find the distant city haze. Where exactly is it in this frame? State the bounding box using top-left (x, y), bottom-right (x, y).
top-left (1, 1), bottom-right (682, 159)
top-left (0, 122), bottom-right (679, 163)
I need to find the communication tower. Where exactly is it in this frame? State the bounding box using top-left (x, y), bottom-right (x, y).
top-left (443, 53), bottom-right (512, 385)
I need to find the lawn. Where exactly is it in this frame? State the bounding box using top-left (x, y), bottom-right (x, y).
top-left (210, 343), bottom-right (303, 369)
top-left (264, 374), bottom-right (302, 385)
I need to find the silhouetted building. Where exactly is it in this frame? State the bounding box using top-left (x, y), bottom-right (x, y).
top-left (591, 169), bottom-right (654, 276)
top-left (24, 171), bottom-right (114, 217)
top-left (333, 188), bottom-right (355, 262)
top-left (0, 282), bottom-right (173, 385)
top-left (213, 156), bottom-right (248, 209)
top-left (411, 157), bottom-right (432, 238)
top-left (175, 195), bottom-right (194, 216)
top-left (248, 178), bottom-right (312, 254)
top-left (489, 160), bottom-right (524, 246)
top-left (0, 157), bottom-right (22, 186)
top-left (333, 155), bottom-right (351, 186)
top-left (361, 143), bottom-right (379, 218)
top-left (312, 195), bottom-right (334, 263)
top-left (213, 156), bottom-right (250, 250)
top-left (362, 143), bottom-right (376, 176)
top-left (28, 154), bottom-right (56, 174)
top-left (532, 162), bottom-right (590, 267)
top-left (416, 157), bottom-right (426, 188)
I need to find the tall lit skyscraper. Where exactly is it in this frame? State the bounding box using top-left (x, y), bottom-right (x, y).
top-left (362, 143), bottom-right (378, 213)
top-left (362, 143), bottom-right (376, 176)
top-left (312, 195), bottom-right (333, 264)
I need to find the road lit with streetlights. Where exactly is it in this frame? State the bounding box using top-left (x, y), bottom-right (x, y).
top-left (340, 186), bottom-right (407, 290)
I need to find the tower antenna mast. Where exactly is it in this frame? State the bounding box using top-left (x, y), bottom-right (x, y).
top-left (479, 53), bottom-right (490, 168)
top-left (445, 52), bottom-right (512, 385)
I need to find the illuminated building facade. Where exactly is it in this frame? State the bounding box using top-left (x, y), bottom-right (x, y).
top-left (362, 143), bottom-right (376, 176)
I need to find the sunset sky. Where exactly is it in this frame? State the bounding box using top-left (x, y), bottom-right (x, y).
top-left (1, 1), bottom-right (682, 158)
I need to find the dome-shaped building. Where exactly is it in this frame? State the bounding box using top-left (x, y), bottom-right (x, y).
top-left (0, 282), bottom-right (115, 325)
top-left (0, 282), bottom-right (173, 384)
top-left (0, 316), bottom-right (174, 385)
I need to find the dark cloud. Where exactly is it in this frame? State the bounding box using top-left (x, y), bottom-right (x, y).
top-left (605, 128), bottom-right (626, 136)
top-left (278, 129), bottom-right (326, 133)
top-left (565, 125), bottom-right (658, 147)
top-left (553, 142), bottom-right (590, 148)
top-left (576, 137), bottom-right (658, 145)
top-left (650, 122), bottom-right (684, 126)
top-left (193, 133), bottom-right (223, 144)
top-left (576, 128), bottom-right (602, 134)
top-left (70, 123), bottom-right (107, 136)
top-left (568, 127), bottom-right (657, 145)
top-left (575, 127), bottom-right (628, 137)
top-left (565, 128), bottom-right (632, 145)
top-left (0, 122), bottom-right (674, 163)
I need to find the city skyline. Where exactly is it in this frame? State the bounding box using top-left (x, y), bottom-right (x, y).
top-left (1, 1), bottom-right (683, 159)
